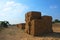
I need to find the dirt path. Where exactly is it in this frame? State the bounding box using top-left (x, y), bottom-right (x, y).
top-left (0, 26), bottom-right (60, 40)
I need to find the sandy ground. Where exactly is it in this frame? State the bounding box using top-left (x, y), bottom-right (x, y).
top-left (0, 24), bottom-right (60, 40)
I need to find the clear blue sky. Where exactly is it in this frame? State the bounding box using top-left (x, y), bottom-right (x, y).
top-left (0, 0), bottom-right (60, 24)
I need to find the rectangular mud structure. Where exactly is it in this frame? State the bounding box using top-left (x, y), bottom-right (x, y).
top-left (25, 11), bottom-right (53, 36)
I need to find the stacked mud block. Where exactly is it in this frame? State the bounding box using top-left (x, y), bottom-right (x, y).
top-left (25, 11), bottom-right (41, 34)
top-left (25, 11), bottom-right (53, 36)
top-left (17, 23), bottom-right (25, 29)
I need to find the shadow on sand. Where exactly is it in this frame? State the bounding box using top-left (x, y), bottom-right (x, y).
top-left (35, 32), bottom-right (60, 38)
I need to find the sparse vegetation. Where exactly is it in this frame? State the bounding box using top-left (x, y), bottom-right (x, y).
top-left (55, 19), bottom-right (60, 23)
top-left (0, 21), bottom-right (9, 31)
top-left (0, 21), bottom-right (9, 28)
top-left (0, 27), bottom-right (4, 31)
top-left (52, 19), bottom-right (60, 23)
top-left (0, 25), bottom-right (60, 40)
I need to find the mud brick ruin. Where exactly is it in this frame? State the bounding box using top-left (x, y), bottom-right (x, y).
top-left (25, 11), bottom-right (53, 36)
top-left (17, 23), bottom-right (25, 29)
